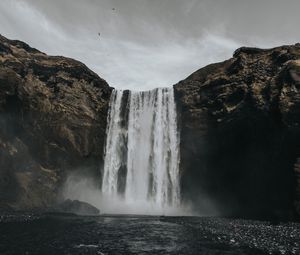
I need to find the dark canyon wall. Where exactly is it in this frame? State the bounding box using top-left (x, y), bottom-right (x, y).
top-left (174, 45), bottom-right (300, 220)
top-left (1, 34), bottom-right (300, 220)
top-left (0, 35), bottom-right (112, 210)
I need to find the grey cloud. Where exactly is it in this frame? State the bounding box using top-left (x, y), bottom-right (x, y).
top-left (0, 0), bottom-right (299, 90)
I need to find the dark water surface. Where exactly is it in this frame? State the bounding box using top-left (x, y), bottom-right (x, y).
top-left (0, 213), bottom-right (299, 255)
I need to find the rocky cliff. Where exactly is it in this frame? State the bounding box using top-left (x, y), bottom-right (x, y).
top-left (1, 34), bottom-right (300, 220)
top-left (0, 35), bottom-right (112, 210)
top-left (174, 45), bottom-right (300, 220)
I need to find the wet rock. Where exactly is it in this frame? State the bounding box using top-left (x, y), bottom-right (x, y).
top-left (53, 199), bottom-right (100, 216)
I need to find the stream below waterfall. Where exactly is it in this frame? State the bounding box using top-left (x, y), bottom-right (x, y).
top-left (0, 213), bottom-right (299, 255)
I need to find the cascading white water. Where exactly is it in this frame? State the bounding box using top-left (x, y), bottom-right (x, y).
top-left (102, 87), bottom-right (180, 214)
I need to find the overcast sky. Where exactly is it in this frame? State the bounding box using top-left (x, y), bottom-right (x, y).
top-left (0, 0), bottom-right (299, 90)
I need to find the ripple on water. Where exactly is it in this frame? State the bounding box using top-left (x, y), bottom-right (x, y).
top-left (0, 214), bottom-right (299, 255)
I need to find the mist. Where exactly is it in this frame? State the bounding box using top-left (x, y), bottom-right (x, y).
top-left (62, 172), bottom-right (194, 216)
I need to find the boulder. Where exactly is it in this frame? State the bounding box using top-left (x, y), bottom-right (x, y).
top-left (53, 199), bottom-right (100, 216)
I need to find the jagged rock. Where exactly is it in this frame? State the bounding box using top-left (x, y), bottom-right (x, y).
top-left (0, 35), bottom-right (112, 210)
top-left (53, 199), bottom-right (100, 216)
top-left (174, 44), bottom-right (300, 220)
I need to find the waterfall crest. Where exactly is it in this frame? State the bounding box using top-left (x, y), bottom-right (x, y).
top-left (102, 87), bottom-right (180, 214)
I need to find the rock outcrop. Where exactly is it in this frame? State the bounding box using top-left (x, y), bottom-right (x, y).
top-left (51, 199), bottom-right (100, 216)
top-left (0, 35), bottom-right (112, 210)
top-left (1, 34), bottom-right (300, 220)
top-left (174, 44), bottom-right (300, 220)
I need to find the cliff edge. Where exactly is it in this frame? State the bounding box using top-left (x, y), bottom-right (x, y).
top-left (175, 44), bottom-right (300, 219)
top-left (0, 35), bottom-right (112, 210)
top-left (1, 34), bottom-right (300, 220)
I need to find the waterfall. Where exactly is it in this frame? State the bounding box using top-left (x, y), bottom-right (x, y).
top-left (102, 87), bottom-right (180, 214)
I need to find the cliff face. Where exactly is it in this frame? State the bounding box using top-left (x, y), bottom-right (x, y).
top-left (174, 45), bottom-right (300, 219)
top-left (0, 35), bottom-right (112, 210)
top-left (1, 34), bottom-right (300, 220)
